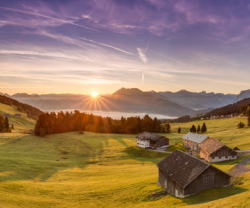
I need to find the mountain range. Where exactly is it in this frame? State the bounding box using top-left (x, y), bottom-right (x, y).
top-left (2, 88), bottom-right (250, 117)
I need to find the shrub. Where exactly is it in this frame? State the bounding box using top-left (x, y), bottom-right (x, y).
top-left (237, 122), bottom-right (245, 129)
top-left (78, 131), bottom-right (84, 134)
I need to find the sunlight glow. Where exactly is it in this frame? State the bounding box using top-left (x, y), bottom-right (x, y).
top-left (92, 91), bottom-right (99, 98)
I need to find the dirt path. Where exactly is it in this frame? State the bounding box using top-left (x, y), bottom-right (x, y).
top-left (230, 155), bottom-right (250, 177)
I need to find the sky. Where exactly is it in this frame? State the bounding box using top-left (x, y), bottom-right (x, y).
top-left (0, 0), bottom-right (250, 95)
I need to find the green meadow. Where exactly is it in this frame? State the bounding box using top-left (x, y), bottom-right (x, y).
top-left (1, 103), bottom-right (250, 207)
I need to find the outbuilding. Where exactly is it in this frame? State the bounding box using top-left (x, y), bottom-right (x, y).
top-left (199, 137), bottom-right (237, 162)
top-left (182, 132), bottom-right (208, 151)
top-left (157, 150), bottom-right (232, 198)
top-left (136, 132), bottom-right (169, 149)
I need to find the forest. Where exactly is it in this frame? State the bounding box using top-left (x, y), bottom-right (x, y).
top-left (34, 110), bottom-right (166, 136)
top-left (0, 95), bottom-right (43, 120)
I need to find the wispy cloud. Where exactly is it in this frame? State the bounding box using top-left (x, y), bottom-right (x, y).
top-left (79, 37), bottom-right (134, 55)
top-left (141, 73), bottom-right (144, 84)
top-left (137, 48), bottom-right (147, 63)
top-left (150, 50), bottom-right (185, 66)
top-left (0, 6), bottom-right (101, 32)
top-left (0, 50), bottom-right (86, 61)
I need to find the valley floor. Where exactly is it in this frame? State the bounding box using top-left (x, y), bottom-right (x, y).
top-left (0, 116), bottom-right (250, 207)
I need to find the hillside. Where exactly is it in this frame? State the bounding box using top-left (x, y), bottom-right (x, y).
top-left (200, 97), bottom-right (250, 118)
top-left (0, 117), bottom-right (250, 207)
top-left (0, 103), bottom-right (36, 130)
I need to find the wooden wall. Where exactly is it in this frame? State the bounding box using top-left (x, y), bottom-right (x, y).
top-left (158, 168), bottom-right (184, 197)
top-left (184, 166), bottom-right (231, 196)
top-left (211, 146), bottom-right (237, 158)
top-left (156, 137), bottom-right (169, 147)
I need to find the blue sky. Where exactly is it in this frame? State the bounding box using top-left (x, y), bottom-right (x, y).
top-left (0, 0), bottom-right (250, 95)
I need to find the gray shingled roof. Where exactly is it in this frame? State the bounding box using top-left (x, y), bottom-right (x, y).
top-left (136, 132), bottom-right (168, 141)
top-left (182, 132), bottom-right (208, 144)
top-left (157, 150), bottom-right (231, 187)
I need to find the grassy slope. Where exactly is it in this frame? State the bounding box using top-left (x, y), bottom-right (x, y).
top-left (0, 103), bottom-right (36, 131)
top-left (161, 117), bottom-right (250, 150)
top-left (0, 116), bottom-right (250, 207)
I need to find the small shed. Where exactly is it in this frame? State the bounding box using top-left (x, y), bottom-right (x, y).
top-left (136, 132), bottom-right (169, 149)
top-left (199, 137), bottom-right (237, 162)
top-left (182, 132), bottom-right (208, 151)
top-left (15, 114), bottom-right (22, 117)
top-left (157, 150), bottom-right (231, 198)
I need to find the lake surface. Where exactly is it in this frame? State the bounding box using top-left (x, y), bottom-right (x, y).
top-left (45, 109), bottom-right (177, 120)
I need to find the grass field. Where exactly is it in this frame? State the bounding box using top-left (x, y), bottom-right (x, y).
top-left (0, 103), bottom-right (36, 131)
top-left (1, 103), bottom-right (250, 207)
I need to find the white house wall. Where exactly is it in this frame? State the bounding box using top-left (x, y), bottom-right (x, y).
top-left (137, 139), bottom-right (150, 148)
top-left (209, 155), bottom-right (237, 163)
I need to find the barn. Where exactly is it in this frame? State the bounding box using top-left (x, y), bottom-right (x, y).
top-left (182, 132), bottom-right (208, 151)
top-left (136, 132), bottom-right (169, 149)
top-left (199, 137), bottom-right (237, 162)
top-left (157, 150), bottom-right (231, 198)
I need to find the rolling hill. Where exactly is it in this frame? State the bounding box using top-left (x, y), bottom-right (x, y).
top-left (0, 117), bottom-right (250, 207)
top-left (0, 102), bottom-right (36, 131)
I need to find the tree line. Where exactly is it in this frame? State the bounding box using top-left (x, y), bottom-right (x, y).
top-left (0, 95), bottom-right (43, 120)
top-left (34, 111), bottom-right (169, 136)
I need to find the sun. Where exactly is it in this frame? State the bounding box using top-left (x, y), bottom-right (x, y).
top-left (91, 91), bottom-right (99, 98)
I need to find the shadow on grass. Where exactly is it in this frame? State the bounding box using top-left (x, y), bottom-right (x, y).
top-left (0, 133), bottom-right (106, 183)
top-left (181, 185), bottom-right (247, 205)
top-left (123, 146), bottom-right (169, 164)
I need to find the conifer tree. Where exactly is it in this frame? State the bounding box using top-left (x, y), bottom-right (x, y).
top-left (192, 125), bottom-right (197, 133)
top-left (201, 123), bottom-right (207, 133)
top-left (246, 106), bottom-right (250, 117)
top-left (197, 125), bottom-right (201, 133)
top-left (178, 127), bottom-right (181, 134)
top-left (5, 116), bottom-right (9, 131)
top-left (165, 123), bottom-right (171, 133)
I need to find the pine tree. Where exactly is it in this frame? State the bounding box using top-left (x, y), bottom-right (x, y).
top-left (246, 106), bottom-right (250, 117)
top-left (178, 127), bottom-right (181, 134)
top-left (5, 116), bottom-right (9, 131)
top-left (192, 125), bottom-right (197, 133)
top-left (203, 123), bottom-right (207, 132)
top-left (248, 116), bottom-right (250, 127)
top-left (201, 123), bottom-right (207, 133)
top-left (197, 125), bottom-right (201, 133)
top-left (165, 123), bottom-right (171, 133)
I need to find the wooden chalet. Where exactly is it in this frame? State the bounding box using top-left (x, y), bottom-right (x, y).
top-left (136, 132), bottom-right (169, 149)
top-left (199, 137), bottom-right (237, 162)
top-left (182, 132), bottom-right (208, 151)
top-left (157, 150), bottom-right (231, 198)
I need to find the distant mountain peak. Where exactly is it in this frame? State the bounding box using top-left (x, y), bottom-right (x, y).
top-left (113, 88), bottom-right (150, 96)
top-left (12, 93), bottom-right (30, 97)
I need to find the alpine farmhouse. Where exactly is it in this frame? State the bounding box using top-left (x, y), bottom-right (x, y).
top-left (182, 132), bottom-right (208, 151)
top-left (136, 132), bottom-right (169, 149)
top-left (157, 150), bottom-right (232, 198)
top-left (199, 137), bottom-right (237, 162)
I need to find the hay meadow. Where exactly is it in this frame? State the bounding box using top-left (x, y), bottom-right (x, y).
top-left (1, 103), bottom-right (250, 207)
